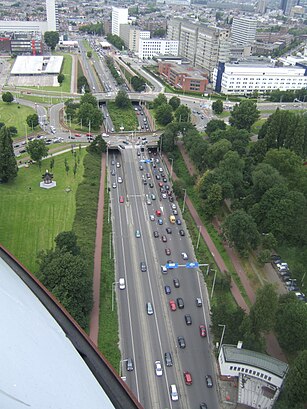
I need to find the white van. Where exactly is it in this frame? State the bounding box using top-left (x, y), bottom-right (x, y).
top-left (146, 302), bottom-right (154, 315)
top-left (118, 278), bottom-right (125, 290)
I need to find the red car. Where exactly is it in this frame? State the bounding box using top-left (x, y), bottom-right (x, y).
top-left (169, 299), bottom-right (177, 311)
top-left (158, 182), bottom-right (164, 188)
top-left (119, 196), bottom-right (124, 203)
top-left (156, 209), bottom-right (161, 216)
top-left (86, 132), bottom-right (93, 137)
top-left (184, 371), bottom-right (193, 385)
top-left (165, 248), bottom-right (171, 256)
top-left (74, 133), bottom-right (81, 137)
top-left (199, 325), bottom-right (207, 337)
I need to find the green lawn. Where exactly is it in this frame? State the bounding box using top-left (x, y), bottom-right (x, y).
top-left (0, 149), bottom-right (86, 273)
top-left (35, 54), bottom-right (72, 93)
top-left (107, 101), bottom-right (138, 131)
top-left (0, 101), bottom-right (35, 138)
top-left (251, 118), bottom-right (266, 134)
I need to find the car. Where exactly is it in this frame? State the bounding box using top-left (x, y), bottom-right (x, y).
top-left (164, 352), bottom-right (173, 367)
top-left (170, 384), bottom-right (179, 401)
top-left (158, 182), bottom-right (164, 188)
top-left (156, 210), bottom-right (161, 216)
top-left (177, 336), bottom-right (186, 348)
top-left (181, 252), bottom-right (188, 260)
top-left (171, 204), bottom-right (177, 210)
top-left (165, 285), bottom-right (171, 295)
top-left (111, 169), bottom-right (116, 176)
top-left (139, 165), bottom-right (144, 171)
top-left (118, 278), bottom-right (126, 290)
top-left (159, 167), bottom-right (163, 172)
top-left (112, 182), bottom-right (117, 189)
top-left (162, 193), bottom-right (167, 199)
top-left (163, 177), bottom-right (167, 183)
top-left (165, 184), bottom-right (170, 190)
top-left (165, 248), bottom-right (171, 256)
top-left (177, 297), bottom-right (184, 309)
top-left (154, 360), bottom-right (163, 377)
top-left (116, 162), bottom-right (121, 168)
top-left (150, 215), bottom-right (155, 221)
top-left (184, 371), bottom-right (192, 385)
top-left (161, 265), bottom-right (168, 274)
top-left (119, 196), bottom-right (124, 203)
top-left (135, 230), bottom-right (141, 238)
top-left (126, 358), bottom-right (134, 371)
top-left (146, 173), bottom-right (151, 179)
top-left (86, 132), bottom-right (93, 137)
top-left (161, 235), bottom-right (167, 242)
top-left (176, 218), bottom-right (182, 225)
top-left (146, 198), bottom-right (151, 205)
top-left (199, 325), bottom-right (207, 337)
top-left (154, 231), bottom-right (159, 238)
top-left (205, 375), bottom-right (213, 388)
top-left (151, 193), bottom-right (156, 200)
top-left (200, 403), bottom-right (208, 409)
top-left (156, 174), bottom-right (161, 180)
top-left (149, 183), bottom-right (154, 188)
top-left (173, 209), bottom-right (178, 215)
top-left (166, 227), bottom-right (172, 234)
top-left (158, 219), bottom-right (163, 225)
top-left (169, 299), bottom-right (177, 311)
top-left (196, 297), bottom-right (202, 307)
top-left (118, 176), bottom-right (123, 183)
top-left (140, 262), bottom-right (147, 272)
top-left (173, 278), bottom-right (180, 288)
top-left (185, 314), bottom-right (192, 325)
top-left (179, 230), bottom-right (185, 236)
top-left (146, 302), bottom-right (154, 315)
top-left (111, 160), bottom-right (115, 166)
top-left (74, 133), bottom-right (81, 137)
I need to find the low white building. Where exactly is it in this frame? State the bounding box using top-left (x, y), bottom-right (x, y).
top-left (219, 344), bottom-right (288, 409)
top-left (213, 62), bottom-right (307, 95)
top-left (138, 39), bottom-right (179, 60)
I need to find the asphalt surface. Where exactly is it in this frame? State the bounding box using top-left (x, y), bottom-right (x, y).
top-left (109, 145), bottom-right (219, 409)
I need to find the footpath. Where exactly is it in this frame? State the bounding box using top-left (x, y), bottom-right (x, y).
top-left (165, 142), bottom-right (286, 362)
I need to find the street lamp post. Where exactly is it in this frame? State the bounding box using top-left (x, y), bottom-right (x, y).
top-left (210, 269), bottom-right (217, 299)
top-left (218, 324), bottom-right (226, 355)
top-left (159, 133), bottom-right (163, 156)
top-left (111, 281), bottom-right (119, 311)
top-left (169, 157), bottom-right (174, 180)
top-left (196, 225), bottom-right (202, 249)
top-left (182, 189), bottom-right (187, 213)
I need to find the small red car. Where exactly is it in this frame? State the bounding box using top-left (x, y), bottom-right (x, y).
top-left (74, 133), bottom-right (81, 137)
top-left (169, 299), bottom-right (177, 311)
top-left (199, 325), bottom-right (207, 337)
top-left (86, 132), bottom-right (93, 137)
top-left (156, 210), bottom-right (161, 216)
top-left (119, 196), bottom-right (124, 203)
top-left (184, 371), bottom-right (193, 385)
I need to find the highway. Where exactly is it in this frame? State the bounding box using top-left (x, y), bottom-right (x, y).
top-left (109, 144), bottom-right (219, 409)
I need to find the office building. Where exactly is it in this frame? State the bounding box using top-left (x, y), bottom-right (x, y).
top-left (257, 0), bottom-right (268, 14)
top-left (280, 0), bottom-right (299, 15)
top-left (138, 38), bottom-right (179, 60)
top-left (231, 17), bottom-right (257, 47)
top-left (46, 0), bottom-right (59, 31)
top-left (213, 62), bottom-right (307, 95)
top-left (112, 7), bottom-right (128, 37)
top-left (167, 18), bottom-right (230, 79)
top-left (120, 25), bottom-right (150, 52)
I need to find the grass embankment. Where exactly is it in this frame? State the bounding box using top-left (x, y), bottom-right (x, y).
top-left (107, 101), bottom-right (138, 132)
top-left (0, 148), bottom-right (85, 273)
top-left (35, 54), bottom-right (72, 93)
top-left (0, 101), bottom-right (34, 138)
top-left (98, 183), bottom-right (120, 370)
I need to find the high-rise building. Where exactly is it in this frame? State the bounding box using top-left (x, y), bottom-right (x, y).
top-left (257, 0), bottom-right (267, 14)
top-left (46, 0), bottom-right (59, 32)
top-left (112, 7), bottom-right (128, 37)
top-left (280, 0), bottom-right (299, 15)
top-left (120, 25), bottom-right (150, 52)
top-left (231, 17), bottom-right (257, 47)
top-left (138, 38), bottom-right (179, 60)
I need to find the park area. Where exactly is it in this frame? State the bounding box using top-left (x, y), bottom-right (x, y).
top-left (0, 149), bottom-right (86, 273)
top-left (0, 101), bottom-right (35, 138)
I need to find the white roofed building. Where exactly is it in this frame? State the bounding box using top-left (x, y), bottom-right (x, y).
top-left (11, 55), bottom-right (63, 75)
top-left (138, 38), bottom-right (179, 60)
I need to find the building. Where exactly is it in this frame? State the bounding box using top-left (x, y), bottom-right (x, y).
top-left (257, 0), bottom-right (268, 14)
top-left (138, 38), bottom-right (179, 60)
top-left (218, 344), bottom-right (288, 409)
top-left (0, 244), bottom-right (142, 409)
top-left (213, 62), bottom-right (307, 95)
top-left (231, 17), bottom-right (257, 47)
top-left (120, 25), bottom-right (150, 52)
top-left (112, 7), bottom-right (128, 37)
top-left (158, 61), bottom-right (208, 92)
top-left (167, 18), bottom-right (230, 80)
top-left (156, 0), bottom-right (191, 4)
top-left (280, 0), bottom-right (299, 15)
top-left (0, 32), bottom-right (43, 55)
top-left (46, 0), bottom-right (59, 31)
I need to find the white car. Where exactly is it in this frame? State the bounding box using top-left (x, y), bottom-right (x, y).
top-left (161, 265), bottom-right (168, 274)
top-left (170, 384), bottom-right (179, 401)
top-left (118, 278), bottom-right (125, 290)
top-left (116, 162), bottom-right (121, 168)
top-left (112, 182), bottom-right (117, 189)
top-left (162, 193), bottom-right (167, 199)
top-left (181, 252), bottom-right (188, 260)
top-left (150, 215), bottom-right (155, 221)
top-left (171, 204), bottom-right (177, 210)
top-left (154, 360), bottom-right (163, 377)
top-left (118, 176), bottom-right (123, 183)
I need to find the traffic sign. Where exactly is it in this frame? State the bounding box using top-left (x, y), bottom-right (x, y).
top-left (166, 262), bottom-right (178, 269)
top-left (186, 262), bottom-right (199, 268)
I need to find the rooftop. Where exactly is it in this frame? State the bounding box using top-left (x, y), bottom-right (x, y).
top-left (11, 55), bottom-right (63, 75)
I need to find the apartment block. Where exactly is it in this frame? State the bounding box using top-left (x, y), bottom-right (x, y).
top-left (120, 25), bottom-right (150, 52)
top-left (158, 62), bottom-right (208, 92)
top-left (231, 17), bottom-right (257, 47)
top-left (112, 7), bottom-right (128, 37)
top-left (138, 38), bottom-right (179, 59)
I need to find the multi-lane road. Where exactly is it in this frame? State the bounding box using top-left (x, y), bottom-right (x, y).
top-left (110, 144), bottom-right (219, 409)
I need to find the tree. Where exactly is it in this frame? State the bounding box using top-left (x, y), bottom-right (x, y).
top-left (87, 51), bottom-right (92, 59)
top-left (206, 119), bottom-right (226, 137)
top-left (174, 104), bottom-right (191, 122)
top-left (212, 99), bottom-right (223, 114)
top-left (283, 350), bottom-right (307, 406)
top-left (153, 93), bottom-right (167, 109)
top-left (2, 91), bottom-right (14, 103)
top-left (249, 284), bottom-right (278, 334)
top-left (57, 73), bottom-right (64, 85)
top-left (131, 76), bottom-right (146, 92)
top-left (204, 183), bottom-right (223, 219)
top-left (106, 33), bottom-right (125, 50)
top-left (7, 126), bottom-right (17, 136)
top-left (26, 113), bottom-right (39, 129)
top-left (156, 103), bottom-right (173, 126)
top-left (211, 303), bottom-right (246, 345)
top-left (87, 135), bottom-right (107, 155)
top-left (0, 126), bottom-right (18, 182)
top-left (169, 96), bottom-right (181, 111)
top-left (115, 90), bottom-right (131, 108)
top-left (26, 139), bottom-right (48, 162)
top-left (251, 163), bottom-right (284, 200)
top-left (208, 139), bottom-right (232, 166)
top-left (78, 102), bottom-right (103, 129)
top-left (229, 100), bottom-right (260, 131)
top-left (44, 31), bottom-right (59, 50)
top-left (223, 210), bottom-right (260, 254)
top-left (55, 231), bottom-right (80, 256)
top-left (80, 93), bottom-right (98, 108)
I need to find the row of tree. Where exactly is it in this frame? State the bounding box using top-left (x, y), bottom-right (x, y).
top-left (151, 93), bottom-right (191, 127)
top-left (105, 56), bottom-right (124, 86)
top-left (106, 34), bottom-right (125, 51)
top-left (65, 93), bottom-right (103, 130)
top-left (130, 75), bottom-right (146, 92)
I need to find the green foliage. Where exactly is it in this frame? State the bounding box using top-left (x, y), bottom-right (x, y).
top-left (26, 113), bottom-right (39, 129)
top-left (283, 350), bottom-right (307, 406)
top-left (107, 101), bottom-right (137, 131)
top-left (79, 22), bottom-right (104, 35)
top-left (131, 75), bottom-right (146, 92)
top-left (249, 284), bottom-right (278, 334)
top-left (169, 96), bottom-right (181, 111)
top-left (153, 93), bottom-right (167, 109)
top-left (54, 231), bottom-right (80, 255)
top-left (77, 75), bottom-right (90, 93)
top-left (206, 119), bottom-right (226, 137)
top-left (115, 90), bottom-right (131, 109)
top-left (155, 103), bottom-right (173, 126)
top-left (44, 31), bottom-right (59, 50)
top-left (152, 27), bottom-right (166, 37)
top-left (0, 126), bottom-right (18, 182)
top-left (106, 33), bottom-right (125, 50)
top-left (212, 99), bottom-right (223, 114)
top-left (80, 93), bottom-right (98, 108)
top-left (105, 56), bottom-right (124, 85)
top-left (26, 139), bottom-right (48, 162)
top-left (87, 135), bottom-right (107, 155)
top-left (268, 88), bottom-right (307, 103)
top-left (57, 73), bottom-right (64, 85)
top-left (175, 104), bottom-right (191, 122)
top-left (211, 303), bottom-right (246, 344)
top-left (87, 51), bottom-right (92, 59)
top-left (78, 101), bottom-right (103, 130)
top-left (229, 100), bottom-right (260, 131)
top-left (2, 92), bottom-right (14, 103)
